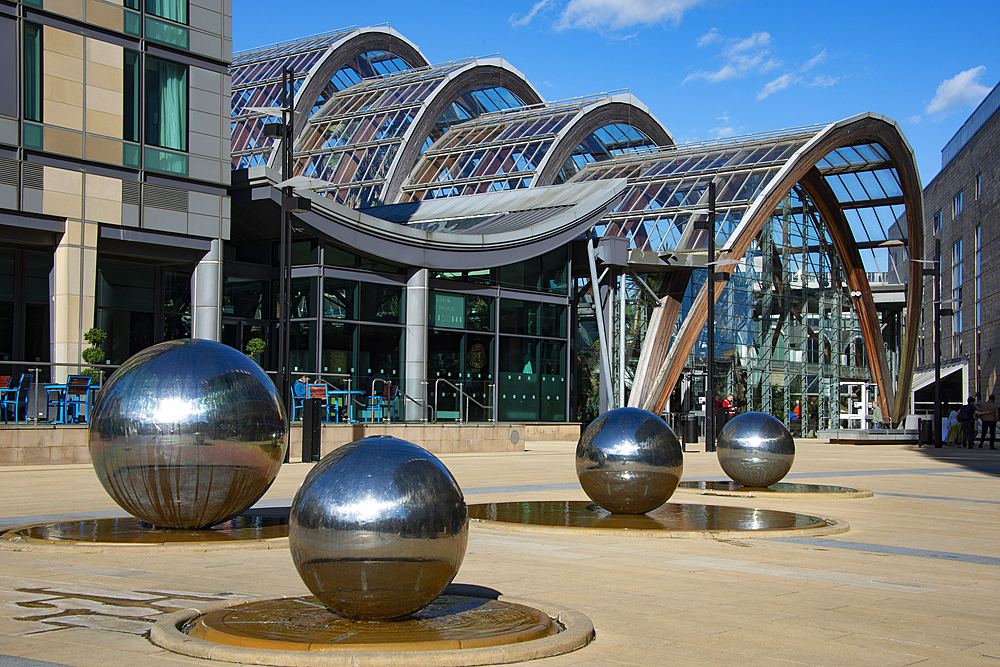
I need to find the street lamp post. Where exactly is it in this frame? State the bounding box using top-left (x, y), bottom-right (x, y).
top-left (262, 67), bottom-right (295, 415)
top-left (917, 239), bottom-right (951, 448)
top-left (695, 181), bottom-right (728, 452)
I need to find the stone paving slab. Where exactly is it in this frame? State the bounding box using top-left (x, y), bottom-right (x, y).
top-left (0, 440), bottom-right (998, 665)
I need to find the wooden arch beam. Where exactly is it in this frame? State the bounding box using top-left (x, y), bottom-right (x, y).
top-left (637, 114), bottom-right (924, 424)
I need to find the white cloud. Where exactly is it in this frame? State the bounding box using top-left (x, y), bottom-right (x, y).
top-left (802, 49), bottom-right (827, 72)
top-left (697, 27), bottom-right (721, 47)
top-left (808, 75), bottom-right (838, 87)
top-left (553, 0), bottom-right (709, 31)
top-left (925, 66), bottom-right (991, 115)
top-left (709, 125), bottom-right (737, 138)
top-left (684, 31), bottom-right (780, 84)
top-left (756, 73), bottom-right (799, 100)
top-left (510, 0), bottom-right (557, 28)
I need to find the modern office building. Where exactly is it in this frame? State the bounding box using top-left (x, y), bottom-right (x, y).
top-left (2, 13), bottom-right (926, 430)
top-left (913, 81), bottom-right (999, 407)
top-left (0, 0), bottom-right (231, 384)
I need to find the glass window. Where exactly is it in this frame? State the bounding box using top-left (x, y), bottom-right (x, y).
top-left (291, 239), bottom-right (318, 266)
top-left (360, 283), bottom-right (404, 323)
top-left (163, 269), bottom-right (191, 341)
top-left (289, 321), bottom-right (316, 373)
top-left (933, 210), bottom-right (942, 234)
top-left (976, 173), bottom-right (982, 199)
top-left (98, 262), bottom-right (155, 311)
top-left (953, 190), bottom-right (963, 218)
top-left (145, 56), bottom-right (187, 151)
top-left (321, 321), bottom-right (354, 375)
top-left (952, 239), bottom-right (963, 355)
top-left (323, 278), bottom-right (356, 319)
top-left (358, 324), bottom-right (401, 386)
top-left (146, 0), bottom-right (187, 23)
top-left (290, 277), bottom-right (316, 318)
top-left (223, 277), bottom-right (269, 319)
top-left (466, 295), bottom-right (493, 331)
top-left (124, 50), bottom-right (140, 142)
top-left (22, 23), bottom-right (41, 122)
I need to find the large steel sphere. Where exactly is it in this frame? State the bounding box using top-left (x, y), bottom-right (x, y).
top-left (576, 407), bottom-right (684, 514)
top-left (88, 339), bottom-right (287, 529)
top-left (717, 412), bottom-right (795, 487)
top-left (289, 437), bottom-right (468, 621)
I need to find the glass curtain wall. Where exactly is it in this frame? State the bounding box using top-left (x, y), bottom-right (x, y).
top-left (428, 291), bottom-right (494, 421)
top-left (95, 260), bottom-right (191, 365)
top-left (0, 250), bottom-right (51, 378)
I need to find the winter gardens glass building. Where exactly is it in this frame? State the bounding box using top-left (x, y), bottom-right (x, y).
top-left (3, 15), bottom-right (925, 430)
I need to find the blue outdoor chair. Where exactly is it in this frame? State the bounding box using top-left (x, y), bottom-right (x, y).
top-left (1, 374), bottom-right (33, 424)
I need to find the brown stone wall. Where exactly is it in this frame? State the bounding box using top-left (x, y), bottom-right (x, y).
top-left (920, 105), bottom-right (1000, 399)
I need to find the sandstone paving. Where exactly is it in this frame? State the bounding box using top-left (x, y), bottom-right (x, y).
top-left (0, 440), bottom-right (998, 665)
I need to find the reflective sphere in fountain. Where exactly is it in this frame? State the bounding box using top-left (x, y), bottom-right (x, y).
top-left (576, 407), bottom-right (683, 514)
top-left (289, 437), bottom-right (468, 621)
top-left (717, 412), bottom-right (795, 487)
top-left (88, 339), bottom-right (287, 529)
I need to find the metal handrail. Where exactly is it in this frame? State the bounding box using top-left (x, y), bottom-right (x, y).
top-left (432, 378), bottom-right (495, 423)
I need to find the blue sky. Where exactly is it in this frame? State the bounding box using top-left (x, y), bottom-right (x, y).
top-left (234, 0), bottom-right (999, 187)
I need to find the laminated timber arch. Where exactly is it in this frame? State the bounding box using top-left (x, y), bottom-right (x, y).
top-left (291, 27), bottom-right (428, 126)
top-left (380, 60), bottom-right (544, 203)
top-left (266, 27), bottom-right (429, 169)
top-left (635, 113), bottom-right (924, 426)
top-left (533, 95), bottom-right (673, 187)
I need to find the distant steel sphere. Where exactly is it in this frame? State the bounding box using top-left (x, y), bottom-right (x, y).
top-left (289, 437), bottom-right (468, 620)
top-left (88, 339), bottom-right (287, 529)
top-left (717, 412), bottom-right (795, 487)
top-left (576, 407), bottom-right (684, 514)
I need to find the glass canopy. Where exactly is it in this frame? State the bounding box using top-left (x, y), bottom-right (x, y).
top-left (573, 124), bottom-right (906, 275)
top-left (292, 60), bottom-right (530, 209)
top-left (399, 95), bottom-right (660, 202)
top-left (231, 28), bottom-right (417, 169)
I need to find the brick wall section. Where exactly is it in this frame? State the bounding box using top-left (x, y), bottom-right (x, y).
top-left (921, 105), bottom-right (1000, 399)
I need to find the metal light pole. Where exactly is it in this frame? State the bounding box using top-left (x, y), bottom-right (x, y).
top-left (695, 181), bottom-right (722, 452)
top-left (267, 66), bottom-right (294, 415)
top-left (917, 240), bottom-right (951, 448)
top-left (706, 182), bottom-right (717, 452)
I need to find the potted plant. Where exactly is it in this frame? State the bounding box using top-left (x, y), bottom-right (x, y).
top-left (81, 327), bottom-right (106, 383)
top-left (245, 337), bottom-right (266, 365)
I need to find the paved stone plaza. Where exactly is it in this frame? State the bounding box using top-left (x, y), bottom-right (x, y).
top-left (0, 440), bottom-right (997, 666)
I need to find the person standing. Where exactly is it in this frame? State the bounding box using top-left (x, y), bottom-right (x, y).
top-left (959, 397), bottom-right (978, 449)
top-left (976, 394), bottom-right (998, 449)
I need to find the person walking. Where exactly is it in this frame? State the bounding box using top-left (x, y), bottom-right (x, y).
top-left (959, 397), bottom-right (978, 449)
top-left (976, 394), bottom-right (998, 449)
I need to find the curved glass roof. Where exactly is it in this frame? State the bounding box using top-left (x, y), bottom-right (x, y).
top-left (572, 124), bottom-right (907, 275)
top-left (292, 59), bottom-right (531, 209)
top-left (399, 95), bottom-right (661, 203)
top-left (230, 28), bottom-right (419, 169)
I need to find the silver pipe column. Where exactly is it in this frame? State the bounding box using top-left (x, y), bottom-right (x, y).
top-left (191, 238), bottom-right (222, 341)
top-left (404, 269), bottom-right (429, 422)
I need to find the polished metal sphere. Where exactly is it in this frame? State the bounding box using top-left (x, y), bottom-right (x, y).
top-left (88, 339), bottom-right (287, 529)
top-left (717, 412), bottom-right (795, 487)
top-left (289, 436), bottom-right (469, 620)
top-left (576, 407), bottom-right (684, 514)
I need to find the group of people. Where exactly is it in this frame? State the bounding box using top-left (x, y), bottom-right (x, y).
top-left (944, 394), bottom-right (998, 449)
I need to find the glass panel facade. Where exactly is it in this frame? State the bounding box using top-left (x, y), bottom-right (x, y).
top-left (0, 250), bottom-right (51, 372)
top-left (96, 261), bottom-right (191, 365)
